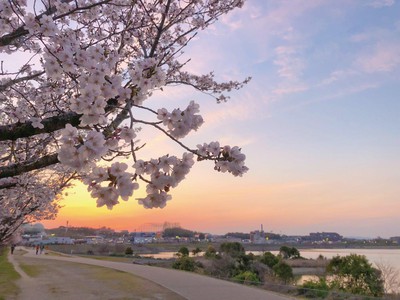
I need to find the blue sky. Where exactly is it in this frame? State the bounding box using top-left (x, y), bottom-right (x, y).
top-left (44, 0), bottom-right (400, 238)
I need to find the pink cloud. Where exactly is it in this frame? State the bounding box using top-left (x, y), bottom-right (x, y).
top-left (356, 42), bottom-right (400, 73)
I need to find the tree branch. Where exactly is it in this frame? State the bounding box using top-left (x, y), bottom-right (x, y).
top-left (149, 0), bottom-right (172, 57)
top-left (0, 153), bottom-right (59, 179)
top-left (0, 99), bottom-right (129, 178)
top-left (0, 71), bottom-right (45, 92)
top-left (0, 112), bottom-right (81, 141)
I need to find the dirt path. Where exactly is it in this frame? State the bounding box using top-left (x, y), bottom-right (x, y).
top-left (7, 250), bottom-right (48, 300)
top-left (8, 248), bottom-right (185, 300)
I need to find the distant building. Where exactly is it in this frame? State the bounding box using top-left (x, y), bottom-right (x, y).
top-left (390, 236), bottom-right (400, 244)
top-left (250, 230), bottom-right (282, 244)
top-left (303, 232), bottom-right (343, 243)
top-left (41, 237), bottom-right (75, 245)
top-left (84, 236), bottom-right (105, 244)
top-left (130, 232), bottom-right (156, 244)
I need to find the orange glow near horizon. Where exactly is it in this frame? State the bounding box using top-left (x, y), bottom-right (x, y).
top-left (40, 167), bottom-right (400, 236)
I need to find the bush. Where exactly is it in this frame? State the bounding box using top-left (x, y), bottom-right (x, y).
top-left (192, 247), bottom-right (202, 256)
top-left (279, 246), bottom-right (300, 259)
top-left (125, 247), bottom-right (133, 255)
top-left (205, 255), bottom-right (236, 278)
top-left (219, 242), bottom-right (245, 258)
top-left (327, 254), bottom-right (384, 297)
top-left (273, 261), bottom-right (293, 283)
top-left (299, 278), bottom-right (329, 298)
top-left (233, 271), bottom-right (260, 285)
top-left (172, 256), bottom-right (196, 272)
top-left (177, 246), bottom-right (189, 257)
top-left (260, 251), bottom-right (279, 268)
top-left (204, 245), bottom-right (217, 258)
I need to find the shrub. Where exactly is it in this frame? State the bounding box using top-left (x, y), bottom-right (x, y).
top-left (125, 247), bottom-right (133, 255)
top-left (273, 261), bottom-right (293, 283)
top-left (299, 278), bottom-right (330, 298)
top-left (219, 242), bottom-right (245, 258)
top-left (192, 247), bottom-right (202, 256)
top-left (204, 245), bottom-right (217, 258)
top-left (279, 246), bottom-right (300, 259)
top-left (176, 246), bottom-right (189, 257)
top-left (260, 251), bottom-right (279, 268)
top-left (206, 255), bottom-right (236, 278)
top-left (172, 256), bottom-right (196, 271)
top-left (327, 254), bottom-right (384, 297)
top-left (233, 271), bottom-right (260, 285)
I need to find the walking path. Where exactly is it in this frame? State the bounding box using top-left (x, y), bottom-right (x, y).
top-left (7, 250), bottom-right (48, 300)
top-left (10, 247), bottom-right (295, 300)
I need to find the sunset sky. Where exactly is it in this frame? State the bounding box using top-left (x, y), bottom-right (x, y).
top-left (43, 0), bottom-right (400, 238)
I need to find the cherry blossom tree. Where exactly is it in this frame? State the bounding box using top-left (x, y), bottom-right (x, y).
top-left (0, 0), bottom-right (250, 244)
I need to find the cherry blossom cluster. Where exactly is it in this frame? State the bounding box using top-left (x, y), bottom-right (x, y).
top-left (134, 153), bottom-right (195, 208)
top-left (58, 125), bottom-right (109, 170)
top-left (197, 142), bottom-right (248, 176)
top-left (84, 162), bottom-right (139, 209)
top-left (128, 58), bottom-right (167, 105)
top-left (157, 101), bottom-right (204, 139)
top-left (24, 13), bottom-right (59, 37)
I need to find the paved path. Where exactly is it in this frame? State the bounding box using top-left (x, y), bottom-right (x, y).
top-left (14, 248), bottom-right (295, 300)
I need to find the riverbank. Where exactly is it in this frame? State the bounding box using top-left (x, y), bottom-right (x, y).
top-left (46, 241), bottom-right (400, 256)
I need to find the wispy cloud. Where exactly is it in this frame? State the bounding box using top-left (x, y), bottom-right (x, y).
top-left (273, 46), bottom-right (305, 80)
top-left (220, 7), bottom-right (245, 30)
top-left (202, 98), bottom-right (257, 127)
top-left (356, 42), bottom-right (400, 73)
top-left (367, 0), bottom-right (395, 8)
top-left (320, 69), bottom-right (358, 86)
top-left (272, 84), bottom-right (308, 96)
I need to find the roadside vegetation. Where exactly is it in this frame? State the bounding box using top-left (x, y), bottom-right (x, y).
top-left (0, 247), bottom-right (20, 300)
top-left (167, 243), bottom-right (394, 298)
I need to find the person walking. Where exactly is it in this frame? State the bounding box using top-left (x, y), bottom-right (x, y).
top-left (35, 244), bottom-right (39, 255)
top-left (10, 244), bottom-right (15, 254)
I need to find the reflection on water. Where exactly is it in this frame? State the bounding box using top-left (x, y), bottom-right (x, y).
top-left (297, 275), bottom-right (320, 285)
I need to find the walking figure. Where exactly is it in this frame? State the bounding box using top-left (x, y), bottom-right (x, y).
top-left (35, 244), bottom-right (39, 255)
top-left (10, 244), bottom-right (15, 254)
top-left (40, 244), bottom-right (44, 254)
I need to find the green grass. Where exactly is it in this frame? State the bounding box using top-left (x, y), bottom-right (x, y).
top-left (19, 263), bottom-right (42, 277)
top-left (0, 247), bottom-right (21, 299)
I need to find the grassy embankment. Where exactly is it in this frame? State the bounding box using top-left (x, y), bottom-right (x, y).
top-left (0, 247), bottom-right (20, 300)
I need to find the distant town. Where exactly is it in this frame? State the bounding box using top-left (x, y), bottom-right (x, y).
top-left (20, 223), bottom-right (400, 249)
